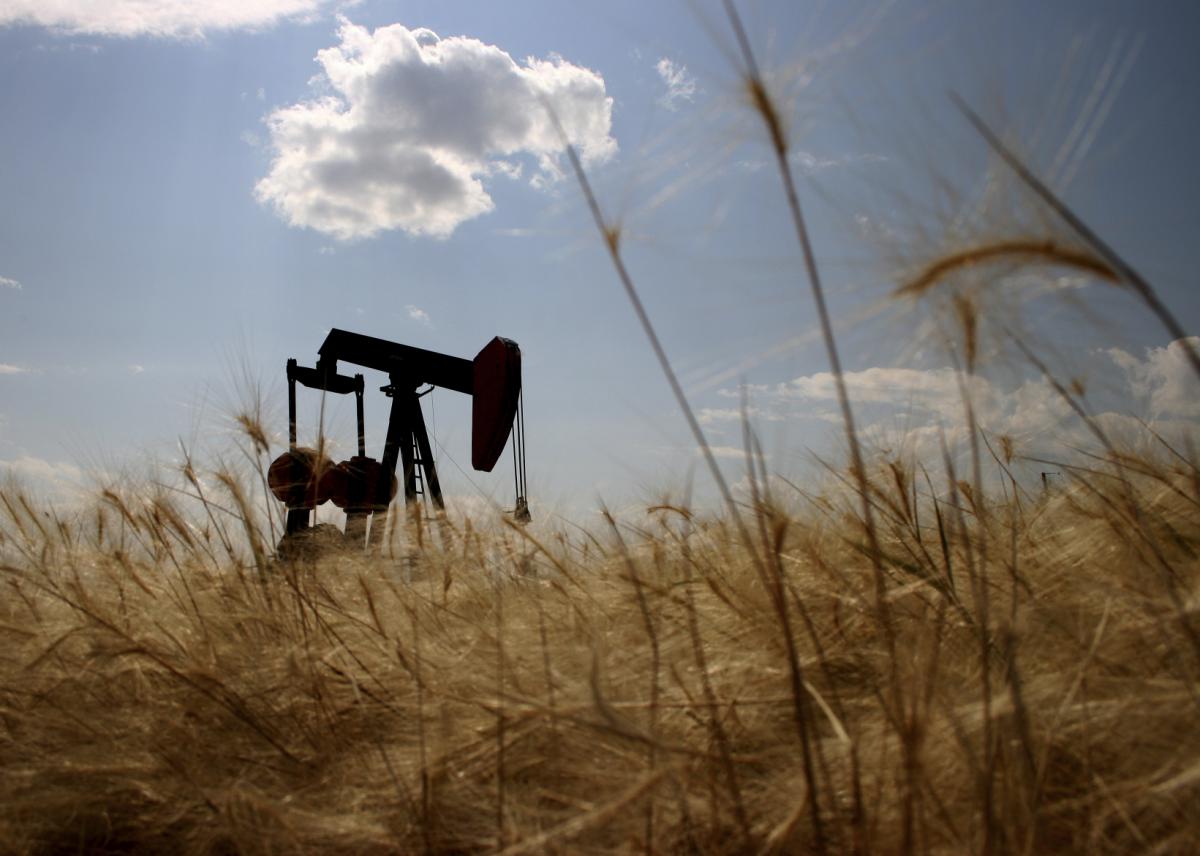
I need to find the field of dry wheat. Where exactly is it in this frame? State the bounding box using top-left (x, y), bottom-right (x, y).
top-left (1, 440), bottom-right (1198, 854)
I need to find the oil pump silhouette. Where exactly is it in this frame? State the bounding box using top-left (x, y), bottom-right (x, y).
top-left (267, 329), bottom-right (528, 553)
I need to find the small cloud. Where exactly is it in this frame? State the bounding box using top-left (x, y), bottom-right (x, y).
top-left (655, 58), bottom-right (698, 110)
top-left (487, 159), bottom-right (523, 180)
top-left (732, 473), bottom-right (789, 497)
top-left (790, 150), bottom-right (887, 174)
top-left (31, 41), bottom-right (101, 54)
top-left (0, 275), bottom-right (21, 290)
top-left (791, 151), bottom-right (840, 171)
top-left (1107, 336), bottom-right (1200, 419)
top-left (0, 1), bottom-right (338, 39)
top-left (240, 130), bottom-right (261, 147)
top-left (0, 456), bottom-right (89, 504)
top-left (698, 405), bottom-right (785, 425)
top-left (256, 86), bottom-right (266, 101)
top-left (317, 245), bottom-right (336, 255)
top-left (129, 364), bottom-right (145, 375)
top-left (406, 304), bottom-right (432, 327)
top-left (738, 151), bottom-right (887, 175)
top-left (703, 445), bottom-right (765, 461)
top-left (0, 364), bottom-right (27, 374)
top-left (698, 407), bottom-right (742, 425)
top-left (494, 227), bottom-right (536, 238)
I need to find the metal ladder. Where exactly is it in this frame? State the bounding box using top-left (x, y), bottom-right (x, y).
top-left (411, 434), bottom-right (426, 502)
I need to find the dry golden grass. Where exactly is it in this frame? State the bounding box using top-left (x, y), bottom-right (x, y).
top-left (1, 440), bottom-right (1199, 853)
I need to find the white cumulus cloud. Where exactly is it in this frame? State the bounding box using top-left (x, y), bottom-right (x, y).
top-left (0, 275), bottom-right (21, 289)
top-left (762, 365), bottom-right (1077, 446)
top-left (254, 20), bottom-right (617, 241)
top-left (704, 445), bottom-right (766, 461)
top-left (710, 339), bottom-right (1200, 474)
top-left (655, 57), bottom-right (697, 110)
top-left (0, 456), bottom-right (88, 504)
top-left (0, 0), bottom-right (334, 39)
top-left (1107, 337), bottom-right (1200, 419)
top-left (405, 304), bottom-right (431, 327)
top-left (0, 364), bottom-right (27, 374)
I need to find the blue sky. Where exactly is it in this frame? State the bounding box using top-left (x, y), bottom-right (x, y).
top-left (1, 0), bottom-right (1197, 518)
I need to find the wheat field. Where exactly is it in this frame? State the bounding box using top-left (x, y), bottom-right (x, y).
top-left (1, 436), bottom-right (1198, 853)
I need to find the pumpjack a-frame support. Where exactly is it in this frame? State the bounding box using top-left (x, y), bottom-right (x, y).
top-left (379, 378), bottom-right (443, 512)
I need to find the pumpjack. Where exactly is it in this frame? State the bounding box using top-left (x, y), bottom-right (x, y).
top-left (267, 329), bottom-right (529, 552)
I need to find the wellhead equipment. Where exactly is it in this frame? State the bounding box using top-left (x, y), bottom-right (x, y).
top-left (268, 329), bottom-right (529, 553)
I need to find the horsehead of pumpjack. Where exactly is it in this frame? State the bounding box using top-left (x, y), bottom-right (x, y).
top-left (267, 329), bottom-right (529, 555)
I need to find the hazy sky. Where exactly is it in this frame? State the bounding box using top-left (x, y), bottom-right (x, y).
top-left (1, 0), bottom-right (1197, 518)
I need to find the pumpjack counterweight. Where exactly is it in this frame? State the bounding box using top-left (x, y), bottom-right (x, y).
top-left (267, 329), bottom-right (527, 555)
